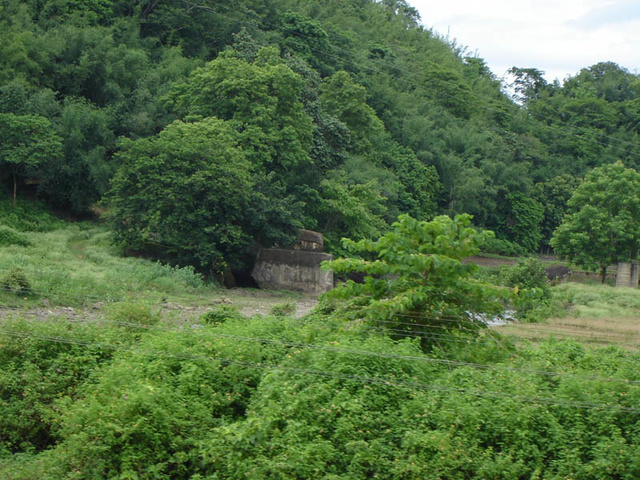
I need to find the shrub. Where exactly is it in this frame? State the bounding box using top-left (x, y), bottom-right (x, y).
top-left (0, 318), bottom-right (127, 456)
top-left (0, 199), bottom-right (63, 232)
top-left (105, 301), bottom-right (161, 331)
top-left (270, 302), bottom-right (296, 317)
top-left (501, 257), bottom-right (552, 322)
top-left (201, 304), bottom-right (243, 325)
top-left (1, 267), bottom-right (32, 295)
top-left (0, 225), bottom-right (32, 247)
top-left (480, 236), bottom-right (525, 257)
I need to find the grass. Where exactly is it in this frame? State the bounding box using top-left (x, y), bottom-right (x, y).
top-left (496, 282), bottom-right (640, 349)
top-left (0, 199), bottom-right (311, 320)
top-left (0, 224), bottom-right (211, 306)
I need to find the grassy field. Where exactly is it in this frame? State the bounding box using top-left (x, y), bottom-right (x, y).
top-left (497, 283), bottom-right (640, 349)
top-left (0, 200), bottom-right (309, 319)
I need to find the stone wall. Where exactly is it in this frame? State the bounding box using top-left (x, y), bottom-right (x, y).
top-left (251, 248), bottom-right (334, 295)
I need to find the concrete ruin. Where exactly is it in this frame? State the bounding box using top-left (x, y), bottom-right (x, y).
top-left (544, 265), bottom-right (571, 283)
top-left (251, 230), bottom-right (333, 295)
top-left (615, 262), bottom-right (639, 288)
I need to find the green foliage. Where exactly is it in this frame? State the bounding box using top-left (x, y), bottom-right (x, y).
top-left (325, 214), bottom-right (505, 343)
top-left (502, 192), bottom-right (544, 252)
top-left (3, 315), bottom-right (301, 479)
top-left (165, 48), bottom-right (314, 171)
top-left (269, 302), bottom-right (296, 317)
top-left (0, 221), bottom-right (214, 307)
top-left (0, 225), bottom-right (32, 247)
top-left (320, 71), bottom-right (385, 153)
top-left (0, 113), bottom-right (63, 204)
top-left (105, 301), bottom-right (162, 329)
top-left (502, 257), bottom-right (550, 292)
top-left (0, 0), bottom-right (638, 267)
top-left (0, 317), bottom-right (130, 456)
top-left (108, 117), bottom-right (301, 274)
top-left (533, 174), bottom-right (578, 249)
top-left (1, 267), bottom-right (32, 295)
top-left (38, 98), bottom-right (115, 213)
top-left (501, 257), bottom-right (552, 322)
top-left (0, 198), bottom-right (64, 232)
top-left (316, 172), bottom-right (388, 254)
top-left (2, 302), bottom-right (640, 478)
top-left (201, 304), bottom-right (244, 324)
top-left (551, 162), bottom-right (640, 281)
top-left (479, 236), bottom-right (525, 257)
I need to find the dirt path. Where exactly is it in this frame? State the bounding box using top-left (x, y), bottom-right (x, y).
top-left (0, 293), bottom-right (319, 324)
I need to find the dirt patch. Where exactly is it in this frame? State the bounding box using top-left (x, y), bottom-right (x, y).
top-left (464, 256), bottom-right (518, 268)
top-left (0, 293), bottom-right (319, 325)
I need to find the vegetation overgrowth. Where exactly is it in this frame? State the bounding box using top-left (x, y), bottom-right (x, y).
top-left (2, 296), bottom-right (640, 478)
top-left (1, 204), bottom-right (640, 478)
top-left (1, 0), bottom-right (639, 276)
top-left (2, 0), bottom-right (640, 476)
top-left (0, 199), bottom-right (211, 307)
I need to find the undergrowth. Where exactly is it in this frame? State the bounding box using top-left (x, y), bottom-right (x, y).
top-left (0, 200), bottom-right (215, 306)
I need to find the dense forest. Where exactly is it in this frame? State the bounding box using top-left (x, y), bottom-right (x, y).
top-left (1, 0), bottom-right (639, 274)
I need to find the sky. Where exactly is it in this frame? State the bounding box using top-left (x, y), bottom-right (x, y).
top-left (408, 0), bottom-right (640, 84)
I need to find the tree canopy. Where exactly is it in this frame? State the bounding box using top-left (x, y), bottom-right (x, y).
top-left (551, 162), bottom-right (640, 281)
top-left (0, 0), bottom-right (639, 268)
top-left (108, 117), bottom-right (302, 274)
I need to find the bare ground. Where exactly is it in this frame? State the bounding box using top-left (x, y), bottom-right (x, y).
top-left (0, 289), bottom-right (319, 324)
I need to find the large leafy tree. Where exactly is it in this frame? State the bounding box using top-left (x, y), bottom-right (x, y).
top-left (0, 113), bottom-right (62, 206)
top-left (551, 162), bottom-right (640, 282)
top-left (165, 47), bottom-right (314, 172)
top-left (108, 118), bottom-right (302, 275)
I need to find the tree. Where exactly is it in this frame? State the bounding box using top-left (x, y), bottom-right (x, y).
top-left (107, 118), bottom-right (302, 275)
top-left (324, 214), bottom-right (505, 346)
top-left (164, 47), bottom-right (314, 172)
top-left (37, 98), bottom-right (115, 213)
top-left (551, 162), bottom-right (640, 282)
top-left (507, 67), bottom-right (549, 105)
top-left (502, 192), bottom-right (544, 252)
top-left (0, 113), bottom-right (62, 206)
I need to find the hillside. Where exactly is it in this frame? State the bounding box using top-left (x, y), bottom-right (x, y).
top-left (1, 0), bottom-right (639, 276)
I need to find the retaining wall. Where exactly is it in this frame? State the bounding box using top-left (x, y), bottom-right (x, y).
top-left (251, 248), bottom-right (334, 295)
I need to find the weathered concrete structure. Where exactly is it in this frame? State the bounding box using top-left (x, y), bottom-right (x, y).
top-left (616, 262), bottom-right (639, 288)
top-left (294, 229), bottom-right (324, 252)
top-left (251, 230), bottom-right (333, 295)
top-left (545, 265), bottom-right (571, 284)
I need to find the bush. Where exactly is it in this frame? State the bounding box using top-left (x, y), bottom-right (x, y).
top-left (0, 318), bottom-right (127, 456)
top-left (105, 301), bottom-right (161, 331)
top-left (501, 257), bottom-right (552, 322)
top-left (0, 267), bottom-right (32, 295)
top-left (270, 302), bottom-right (296, 317)
top-left (480, 236), bottom-right (525, 257)
top-left (0, 200), bottom-right (63, 232)
top-left (201, 304), bottom-right (243, 324)
top-left (0, 225), bottom-right (32, 247)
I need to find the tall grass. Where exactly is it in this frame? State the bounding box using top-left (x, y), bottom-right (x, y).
top-left (0, 201), bottom-right (216, 306)
top-left (497, 283), bottom-right (640, 349)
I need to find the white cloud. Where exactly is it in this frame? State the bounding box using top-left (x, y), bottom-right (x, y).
top-left (409, 0), bottom-right (640, 83)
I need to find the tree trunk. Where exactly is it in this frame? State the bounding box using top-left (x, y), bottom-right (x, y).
top-left (600, 265), bottom-right (607, 284)
top-left (12, 171), bottom-right (17, 207)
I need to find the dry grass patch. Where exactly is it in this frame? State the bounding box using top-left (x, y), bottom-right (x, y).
top-left (496, 283), bottom-right (640, 349)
